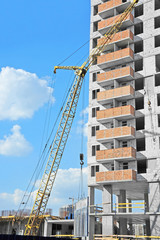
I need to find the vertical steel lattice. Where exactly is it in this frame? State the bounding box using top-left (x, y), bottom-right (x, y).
top-left (24, 72), bottom-right (84, 235)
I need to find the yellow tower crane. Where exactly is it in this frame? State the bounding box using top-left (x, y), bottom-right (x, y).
top-left (24, 0), bottom-right (139, 235)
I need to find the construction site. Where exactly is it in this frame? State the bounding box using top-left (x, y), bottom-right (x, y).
top-left (0, 0), bottom-right (160, 239)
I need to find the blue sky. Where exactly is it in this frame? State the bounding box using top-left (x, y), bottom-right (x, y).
top-left (0, 0), bottom-right (90, 215)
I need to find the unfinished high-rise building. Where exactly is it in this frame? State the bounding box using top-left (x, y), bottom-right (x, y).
top-left (88, 0), bottom-right (160, 237)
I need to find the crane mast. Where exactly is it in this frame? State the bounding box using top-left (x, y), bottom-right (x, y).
top-left (24, 0), bottom-right (139, 235)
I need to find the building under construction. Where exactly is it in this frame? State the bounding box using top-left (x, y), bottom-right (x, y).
top-left (88, 0), bottom-right (160, 238)
top-left (1, 0), bottom-right (160, 239)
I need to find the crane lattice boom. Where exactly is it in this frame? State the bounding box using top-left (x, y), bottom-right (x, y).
top-left (24, 0), bottom-right (139, 235)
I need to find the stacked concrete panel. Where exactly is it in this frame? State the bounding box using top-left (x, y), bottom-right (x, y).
top-left (88, 0), bottom-right (160, 238)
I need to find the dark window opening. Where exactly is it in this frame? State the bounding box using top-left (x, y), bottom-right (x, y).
top-left (135, 4), bottom-right (143, 17)
top-left (91, 165), bottom-right (99, 177)
top-left (155, 74), bottom-right (160, 86)
top-left (94, 5), bottom-right (98, 15)
top-left (123, 162), bottom-right (128, 170)
top-left (135, 78), bottom-right (144, 90)
top-left (92, 126), bottom-right (99, 136)
top-left (135, 97), bottom-right (144, 110)
top-left (135, 40), bottom-right (143, 53)
top-left (92, 145), bottom-right (100, 156)
top-left (111, 163), bottom-right (114, 171)
top-left (155, 35), bottom-right (160, 48)
top-left (93, 21), bottom-right (99, 32)
top-left (137, 160), bottom-right (147, 173)
top-left (93, 37), bottom-right (100, 48)
top-left (92, 89), bottom-right (100, 99)
top-left (135, 59), bottom-right (143, 72)
top-left (134, 22), bottom-right (143, 35)
top-left (111, 142), bottom-right (114, 149)
top-left (155, 16), bottom-right (160, 29)
top-left (122, 141), bottom-right (128, 147)
top-left (156, 54), bottom-right (160, 72)
top-left (158, 114), bottom-right (160, 127)
top-left (136, 138), bottom-right (145, 151)
top-left (52, 224), bottom-right (62, 234)
top-left (122, 120), bottom-right (127, 126)
top-left (92, 107), bottom-right (99, 118)
top-left (155, 0), bottom-right (160, 10)
top-left (136, 117), bottom-right (144, 130)
top-left (93, 71), bottom-right (100, 82)
top-left (157, 93), bottom-right (160, 106)
top-left (122, 101), bottom-right (127, 106)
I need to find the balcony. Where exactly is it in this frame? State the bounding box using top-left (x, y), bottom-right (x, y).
top-left (96, 126), bottom-right (135, 143)
top-left (96, 169), bottom-right (137, 184)
top-left (97, 85), bottom-right (135, 105)
top-left (98, 13), bottom-right (133, 35)
top-left (97, 30), bottom-right (134, 52)
top-left (97, 105), bottom-right (135, 123)
top-left (98, 0), bottom-right (131, 19)
top-left (96, 147), bottom-right (136, 162)
top-left (97, 48), bottom-right (134, 69)
top-left (97, 66), bottom-right (134, 87)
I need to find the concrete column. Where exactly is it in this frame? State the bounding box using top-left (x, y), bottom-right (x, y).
top-left (149, 182), bottom-right (160, 236)
top-left (144, 193), bottom-right (149, 212)
top-left (88, 187), bottom-right (95, 240)
top-left (102, 185), bottom-right (113, 235)
top-left (118, 190), bottom-right (128, 234)
top-left (118, 190), bottom-right (126, 213)
top-left (44, 219), bottom-right (48, 237)
top-left (145, 219), bottom-right (151, 236)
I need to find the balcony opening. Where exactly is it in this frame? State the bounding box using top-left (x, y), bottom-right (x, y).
top-left (135, 59), bottom-right (143, 72)
top-left (135, 4), bottom-right (143, 17)
top-left (136, 117), bottom-right (144, 130)
top-left (122, 141), bottom-right (128, 147)
top-left (119, 162), bottom-right (128, 170)
top-left (123, 162), bottom-right (128, 170)
top-left (92, 89), bottom-right (100, 99)
top-left (111, 163), bottom-right (114, 171)
top-left (91, 165), bottom-right (99, 177)
top-left (92, 126), bottom-right (99, 137)
top-left (137, 160), bottom-right (147, 173)
top-left (121, 101), bottom-right (127, 106)
top-left (110, 142), bottom-right (114, 149)
top-left (94, 5), bottom-right (98, 16)
top-left (136, 97), bottom-right (144, 110)
top-left (136, 138), bottom-right (145, 151)
top-left (157, 94), bottom-right (160, 106)
top-left (92, 107), bottom-right (99, 118)
top-left (135, 78), bottom-right (144, 90)
top-left (156, 54), bottom-right (160, 72)
top-left (155, 35), bottom-right (160, 48)
top-left (93, 71), bottom-right (100, 82)
top-left (134, 22), bottom-right (143, 35)
top-left (155, 74), bottom-right (160, 86)
top-left (92, 145), bottom-right (100, 156)
top-left (155, 16), bottom-right (160, 29)
top-left (155, 0), bottom-right (160, 10)
top-left (135, 40), bottom-right (143, 53)
top-left (93, 37), bottom-right (100, 48)
top-left (93, 21), bottom-right (99, 32)
top-left (122, 120), bottom-right (127, 126)
top-left (158, 114), bottom-right (160, 127)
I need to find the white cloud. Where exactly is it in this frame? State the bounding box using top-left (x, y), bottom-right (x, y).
top-left (0, 167), bottom-right (88, 215)
top-left (77, 107), bottom-right (89, 137)
top-left (0, 67), bottom-right (54, 120)
top-left (0, 125), bottom-right (32, 156)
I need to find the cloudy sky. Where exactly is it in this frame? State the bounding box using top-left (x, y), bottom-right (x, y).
top-left (0, 0), bottom-right (90, 215)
